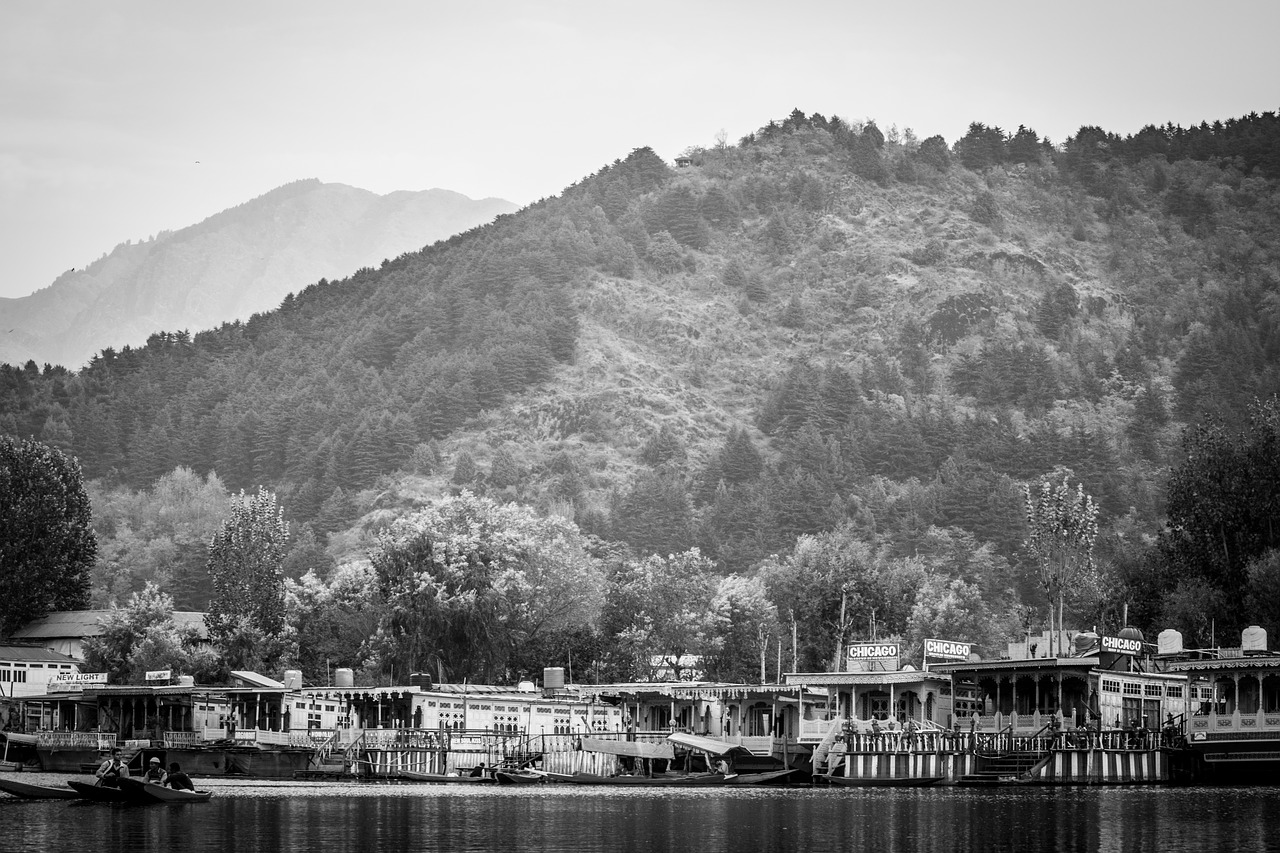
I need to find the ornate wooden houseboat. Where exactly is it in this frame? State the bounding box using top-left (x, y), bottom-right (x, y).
top-left (1162, 625), bottom-right (1280, 783)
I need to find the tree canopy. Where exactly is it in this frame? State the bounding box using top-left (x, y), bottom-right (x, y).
top-left (370, 492), bottom-right (603, 683)
top-left (0, 436), bottom-right (95, 635)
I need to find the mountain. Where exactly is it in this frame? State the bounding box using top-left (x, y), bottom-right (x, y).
top-left (4, 109), bottom-right (1280, 643)
top-left (0, 180), bottom-right (517, 369)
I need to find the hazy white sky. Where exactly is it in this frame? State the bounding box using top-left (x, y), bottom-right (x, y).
top-left (2, 0), bottom-right (1277, 299)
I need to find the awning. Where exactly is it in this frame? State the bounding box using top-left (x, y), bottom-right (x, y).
top-left (579, 737), bottom-right (674, 760)
top-left (667, 732), bottom-right (753, 758)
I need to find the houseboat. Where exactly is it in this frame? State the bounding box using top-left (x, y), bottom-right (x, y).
top-left (572, 680), bottom-right (811, 776)
top-left (1162, 625), bottom-right (1280, 783)
top-left (787, 639), bottom-right (974, 784)
top-left (931, 629), bottom-right (1187, 784)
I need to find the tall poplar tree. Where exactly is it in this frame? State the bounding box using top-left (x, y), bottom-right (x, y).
top-left (206, 487), bottom-right (288, 642)
top-left (1024, 474), bottom-right (1099, 657)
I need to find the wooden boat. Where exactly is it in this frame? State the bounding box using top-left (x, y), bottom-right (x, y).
top-left (567, 771), bottom-right (728, 787)
top-left (0, 777), bottom-right (80, 799)
top-left (398, 770), bottom-right (492, 784)
top-left (67, 780), bottom-right (130, 802)
top-left (825, 775), bottom-right (944, 788)
top-left (722, 768), bottom-right (807, 786)
top-left (117, 777), bottom-right (212, 803)
top-left (494, 769), bottom-right (546, 785)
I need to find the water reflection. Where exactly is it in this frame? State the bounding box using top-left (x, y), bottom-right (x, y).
top-left (3, 774), bottom-right (1279, 853)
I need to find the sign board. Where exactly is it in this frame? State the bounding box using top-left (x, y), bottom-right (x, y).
top-left (847, 643), bottom-right (900, 659)
top-left (145, 669), bottom-right (173, 681)
top-left (924, 639), bottom-right (972, 661)
top-left (50, 672), bottom-right (107, 685)
top-left (1101, 636), bottom-right (1143, 656)
top-left (845, 643), bottom-right (901, 672)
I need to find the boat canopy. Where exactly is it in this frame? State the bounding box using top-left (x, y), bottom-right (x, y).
top-left (579, 737), bottom-right (674, 760)
top-left (667, 732), bottom-right (754, 758)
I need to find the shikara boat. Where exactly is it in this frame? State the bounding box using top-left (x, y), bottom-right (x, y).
top-left (117, 777), bottom-right (212, 803)
top-left (824, 775), bottom-right (944, 788)
top-left (67, 780), bottom-right (130, 802)
top-left (722, 768), bottom-right (807, 786)
top-left (494, 769), bottom-right (546, 785)
top-left (567, 771), bottom-right (718, 787)
top-left (398, 770), bottom-right (493, 784)
top-left (0, 777), bottom-right (79, 799)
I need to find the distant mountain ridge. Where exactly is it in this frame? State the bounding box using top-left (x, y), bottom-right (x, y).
top-left (0, 179), bottom-right (517, 368)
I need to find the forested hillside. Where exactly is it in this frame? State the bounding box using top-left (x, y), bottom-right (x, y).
top-left (0, 180), bottom-right (516, 368)
top-left (5, 109), bottom-right (1280, 674)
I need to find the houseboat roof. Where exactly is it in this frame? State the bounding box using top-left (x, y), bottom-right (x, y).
top-left (0, 643), bottom-right (79, 664)
top-left (582, 682), bottom-right (801, 697)
top-left (1163, 654), bottom-right (1280, 673)
top-left (784, 670), bottom-right (951, 687)
top-left (229, 670), bottom-right (285, 689)
top-left (928, 657), bottom-right (1101, 673)
top-left (83, 685), bottom-right (203, 696)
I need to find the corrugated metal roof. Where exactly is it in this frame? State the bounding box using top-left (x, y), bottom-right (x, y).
top-left (0, 644), bottom-right (79, 664)
top-left (9, 610), bottom-right (208, 640)
top-left (229, 671), bottom-right (285, 689)
top-left (667, 732), bottom-right (753, 757)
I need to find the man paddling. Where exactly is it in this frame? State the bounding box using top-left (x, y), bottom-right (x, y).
top-left (95, 748), bottom-right (129, 788)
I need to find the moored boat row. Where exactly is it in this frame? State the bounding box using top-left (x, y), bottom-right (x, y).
top-left (8, 626), bottom-right (1280, 787)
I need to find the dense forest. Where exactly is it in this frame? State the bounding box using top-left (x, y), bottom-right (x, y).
top-left (4, 108), bottom-right (1280, 683)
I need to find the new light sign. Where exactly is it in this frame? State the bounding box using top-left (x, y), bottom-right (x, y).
top-left (924, 639), bottom-right (971, 660)
top-left (50, 672), bottom-right (107, 684)
top-left (1101, 636), bottom-right (1143, 655)
top-left (847, 643), bottom-right (900, 659)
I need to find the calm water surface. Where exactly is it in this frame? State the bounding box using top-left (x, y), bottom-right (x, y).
top-left (3, 772), bottom-right (1278, 853)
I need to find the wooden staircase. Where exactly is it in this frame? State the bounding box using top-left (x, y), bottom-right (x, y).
top-left (957, 750), bottom-right (1048, 786)
top-left (809, 718), bottom-right (846, 776)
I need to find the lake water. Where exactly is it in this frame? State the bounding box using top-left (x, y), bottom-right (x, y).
top-left (3, 773), bottom-right (1278, 853)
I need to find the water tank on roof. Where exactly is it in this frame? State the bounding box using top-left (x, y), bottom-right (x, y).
top-left (1118, 626), bottom-right (1144, 642)
top-left (176, 675), bottom-right (195, 687)
top-left (1074, 632), bottom-right (1099, 655)
top-left (543, 667), bottom-right (566, 689)
top-left (335, 668), bottom-right (355, 688)
top-left (409, 672), bottom-right (433, 689)
top-left (1158, 629), bottom-right (1184, 655)
top-left (517, 681), bottom-right (536, 693)
top-left (283, 670), bottom-right (303, 690)
top-left (1243, 625), bottom-right (1268, 653)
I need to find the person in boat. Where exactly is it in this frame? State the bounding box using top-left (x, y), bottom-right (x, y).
top-left (142, 756), bottom-right (166, 784)
top-left (95, 748), bottom-right (129, 788)
top-left (468, 762), bottom-right (486, 778)
top-left (165, 762), bottom-right (195, 792)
